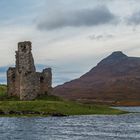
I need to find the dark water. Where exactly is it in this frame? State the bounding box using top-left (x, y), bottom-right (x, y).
top-left (0, 113), bottom-right (140, 140)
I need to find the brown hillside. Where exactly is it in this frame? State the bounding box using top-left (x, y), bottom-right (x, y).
top-left (53, 51), bottom-right (140, 105)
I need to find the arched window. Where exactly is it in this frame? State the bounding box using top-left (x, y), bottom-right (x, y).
top-left (21, 45), bottom-right (27, 53)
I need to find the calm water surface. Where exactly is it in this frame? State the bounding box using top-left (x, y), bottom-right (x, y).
top-left (113, 107), bottom-right (140, 112)
top-left (0, 108), bottom-right (140, 140)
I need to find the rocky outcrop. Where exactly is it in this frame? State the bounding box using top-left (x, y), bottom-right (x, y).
top-left (7, 41), bottom-right (52, 100)
top-left (53, 51), bottom-right (140, 104)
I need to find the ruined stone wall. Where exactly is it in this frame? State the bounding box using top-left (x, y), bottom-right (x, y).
top-left (14, 71), bottom-right (20, 97)
top-left (7, 41), bottom-right (52, 100)
top-left (40, 68), bottom-right (52, 95)
top-left (20, 72), bottom-right (40, 100)
top-left (7, 68), bottom-right (16, 96)
top-left (16, 41), bottom-right (35, 73)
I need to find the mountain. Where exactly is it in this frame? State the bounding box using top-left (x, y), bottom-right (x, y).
top-left (53, 51), bottom-right (140, 105)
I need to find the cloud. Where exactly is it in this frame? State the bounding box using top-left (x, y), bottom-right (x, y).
top-left (37, 5), bottom-right (116, 30)
top-left (88, 34), bottom-right (114, 40)
top-left (127, 11), bottom-right (140, 25)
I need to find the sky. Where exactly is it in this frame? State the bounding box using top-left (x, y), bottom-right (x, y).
top-left (1, 0), bottom-right (140, 86)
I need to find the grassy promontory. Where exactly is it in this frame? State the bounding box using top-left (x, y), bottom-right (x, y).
top-left (0, 85), bottom-right (126, 117)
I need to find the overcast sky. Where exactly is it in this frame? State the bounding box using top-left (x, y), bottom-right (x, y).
top-left (1, 0), bottom-right (140, 86)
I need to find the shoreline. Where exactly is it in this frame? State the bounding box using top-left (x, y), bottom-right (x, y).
top-left (0, 111), bottom-right (128, 117)
top-left (0, 99), bottom-right (127, 117)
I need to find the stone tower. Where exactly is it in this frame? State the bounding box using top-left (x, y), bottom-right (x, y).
top-left (7, 41), bottom-right (52, 100)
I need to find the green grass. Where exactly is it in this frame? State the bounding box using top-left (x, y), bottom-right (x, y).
top-left (0, 100), bottom-right (126, 116)
top-left (0, 85), bottom-right (18, 101)
top-left (0, 85), bottom-right (126, 116)
top-left (0, 85), bottom-right (7, 97)
top-left (36, 94), bottom-right (63, 101)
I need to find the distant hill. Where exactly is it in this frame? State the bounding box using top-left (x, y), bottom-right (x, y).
top-left (53, 51), bottom-right (140, 105)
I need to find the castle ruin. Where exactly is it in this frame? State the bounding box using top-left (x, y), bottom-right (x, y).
top-left (7, 41), bottom-right (52, 100)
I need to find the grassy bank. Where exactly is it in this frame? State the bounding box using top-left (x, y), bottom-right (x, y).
top-left (0, 100), bottom-right (126, 117)
top-left (0, 85), bottom-right (126, 116)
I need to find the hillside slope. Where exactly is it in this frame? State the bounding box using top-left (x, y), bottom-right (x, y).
top-left (53, 51), bottom-right (140, 105)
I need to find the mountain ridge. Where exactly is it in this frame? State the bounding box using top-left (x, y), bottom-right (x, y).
top-left (53, 51), bottom-right (140, 105)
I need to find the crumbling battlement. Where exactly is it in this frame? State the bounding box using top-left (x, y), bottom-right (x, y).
top-left (7, 41), bottom-right (52, 100)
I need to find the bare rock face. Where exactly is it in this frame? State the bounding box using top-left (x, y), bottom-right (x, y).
top-left (53, 51), bottom-right (140, 104)
top-left (7, 41), bottom-right (52, 100)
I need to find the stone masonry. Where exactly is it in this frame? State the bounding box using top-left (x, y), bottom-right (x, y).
top-left (7, 41), bottom-right (52, 100)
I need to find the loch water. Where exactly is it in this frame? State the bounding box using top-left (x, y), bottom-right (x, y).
top-left (0, 107), bottom-right (140, 140)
